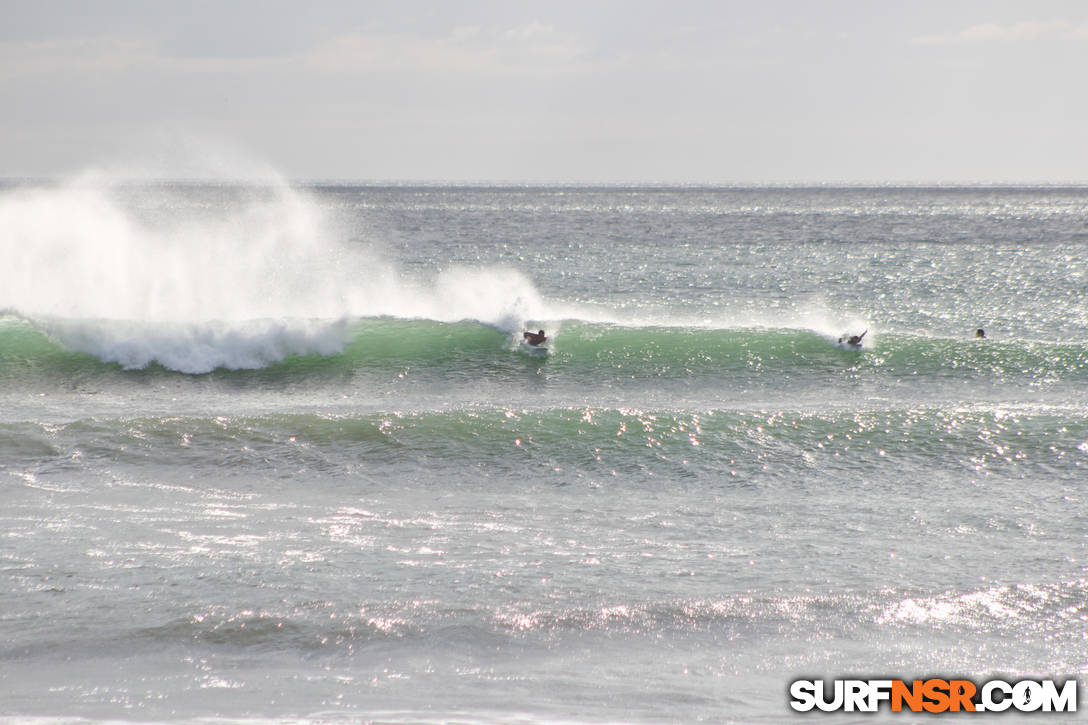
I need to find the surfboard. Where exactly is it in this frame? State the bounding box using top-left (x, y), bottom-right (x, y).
top-left (519, 340), bottom-right (549, 355)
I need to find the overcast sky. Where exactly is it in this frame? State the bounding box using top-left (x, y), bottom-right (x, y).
top-left (2, 0), bottom-right (1087, 183)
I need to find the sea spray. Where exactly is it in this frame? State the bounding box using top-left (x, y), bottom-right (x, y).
top-left (0, 178), bottom-right (552, 371)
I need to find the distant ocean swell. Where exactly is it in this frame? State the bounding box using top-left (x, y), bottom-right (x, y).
top-left (3, 315), bottom-right (1087, 382)
top-left (4, 406), bottom-right (1085, 481)
top-left (10, 579), bottom-right (1087, 664)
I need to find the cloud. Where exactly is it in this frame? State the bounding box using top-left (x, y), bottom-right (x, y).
top-left (0, 20), bottom-right (589, 83)
top-left (0, 33), bottom-right (292, 82)
top-left (0, 36), bottom-right (157, 78)
top-left (299, 22), bottom-right (586, 78)
top-left (912, 19), bottom-right (1088, 45)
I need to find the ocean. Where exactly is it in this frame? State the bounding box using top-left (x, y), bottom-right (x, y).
top-left (1, 181), bottom-right (1086, 723)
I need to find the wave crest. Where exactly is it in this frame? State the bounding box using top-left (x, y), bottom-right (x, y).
top-left (0, 179), bottom-right (554, 371)
top-left (38, 317), bottom-right (351, 374)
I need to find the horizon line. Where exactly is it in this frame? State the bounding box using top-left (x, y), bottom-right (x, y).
top-left (4, 176), bottom-right (1088, 189)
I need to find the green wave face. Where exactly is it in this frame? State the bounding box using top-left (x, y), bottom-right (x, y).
top-left (5, 405), bottom-right (1086, 486)
top-left (4, 315), bottom-right (1087, 390)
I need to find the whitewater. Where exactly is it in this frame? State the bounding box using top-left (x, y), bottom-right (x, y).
top-left (1, 179), bottom-right (1087, 724)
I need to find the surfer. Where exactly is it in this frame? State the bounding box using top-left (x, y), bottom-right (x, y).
top-left (838, 329), bottom-right (867, 346)
top-left (523, 329), bottom-right (547, 347)
top-left (976, 328), bottom-right (986, 338)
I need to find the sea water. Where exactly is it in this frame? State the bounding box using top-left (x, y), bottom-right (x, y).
top-left (1, 181), bottom-right (1087, 723)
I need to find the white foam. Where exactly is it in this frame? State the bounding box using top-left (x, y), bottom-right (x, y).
top-left (39, 317), bottom-right (351, 374)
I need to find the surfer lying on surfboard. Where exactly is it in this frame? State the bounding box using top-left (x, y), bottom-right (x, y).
top-left (523, 330), bottom-right (547, 346)
top-left (838, 329), bottom-right (867, 346)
